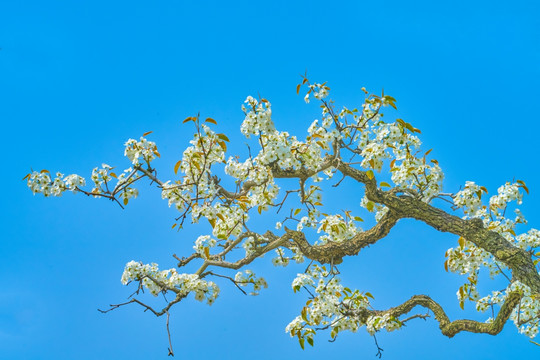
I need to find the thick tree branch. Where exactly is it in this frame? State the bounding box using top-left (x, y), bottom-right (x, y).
top-left (337, 162), bottom-right (540, 295)
top-left (376, 291), bottom-right (523, 337)
top-left (283, 210), bottom-right (400, 264)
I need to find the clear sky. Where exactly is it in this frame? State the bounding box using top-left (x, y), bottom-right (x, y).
top-left (2, 0), bottom-right (540, 359)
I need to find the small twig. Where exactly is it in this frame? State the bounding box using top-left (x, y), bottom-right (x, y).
top-left (166, 311), bottom-right (174, 357)
top-left (494, 262), bottom-right (512, 283)
top-left (206, 271), bottom-right (247, 295)
top-left (400, 312), bottom-right (430, 324)
top-left (373, 334), bottom-right (384, 358)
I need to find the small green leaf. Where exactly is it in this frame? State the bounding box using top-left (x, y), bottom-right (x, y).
top-left (294, 208), bottom-right (301, 216)
top-left (217, 133), bottom-right (230, 142)
top-left (205, 118), bottom-right (217, 125)
top-left (301, 307), bottom-right (307, 321)
top-left (218, 140), bottom-right (227, 151)
top-left (366, 201), bottom-right (374, 212)
top-left (353, 216), bottom-right (364, 222)
top-left (299, 337), bottom-right (305, 350)
top-left (307, 336), bottom-right (314, 347)
top-left (366, 170), bottom-right (374, 180)
top-left (174, 160), bottom-right (182, 175)
top-left (379, 181), bottom-right (391, 188)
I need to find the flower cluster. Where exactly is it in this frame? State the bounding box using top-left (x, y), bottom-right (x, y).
top-left (271, 247), bottom-right (305, 267)
top-left (234, 270), bottom-right (268, 295)
top-left (286, 264), bottom-right (382, 345)
top-left (161, 181), bottom-right (189, 212)
top-left (303, 83), bottom-right (330, 103)
top-left (121, 260), bottom-right (219, 304)
top-left (316, 214), bottom-right (360, 244)
top-left (124, 136), bottom-right (159, 166)
top-left (26, 171), bottom-right (85, 196)
top-left (365, 313), bottom-right (402, 335)
top-left (453, 181), bottom-right (484, 216)
top-left (193, 235), bottom-right (217, 258)
top-left (489, 182), bottom-right (523, 213)
top-left (240, 96), bottom-right (274, 137)
top-left (271, 248), bottom-right (291, 267)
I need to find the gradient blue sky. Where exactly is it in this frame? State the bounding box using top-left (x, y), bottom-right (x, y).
top-left (2, 1), bottom-right (540, 359)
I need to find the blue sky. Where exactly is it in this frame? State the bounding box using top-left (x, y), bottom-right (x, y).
top-left (2, 0), bottom-right (540, 359)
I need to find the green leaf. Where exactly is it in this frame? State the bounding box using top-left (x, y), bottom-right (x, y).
top-left (294, 208), bottom-right (301, 216)
top-left (217, 133), bottom-right (230, 142)
top-left (301, 307), bottom-right (308, 321)
top-left (379, 181), bottom-right (391, 187)
top-left (174, 160), bottom-right (182, 175)
top-left (307, 336), bottom-right (314, 347)
top-left (218, 140), bottom-right (227, 151)
top-left (299, 337), bottom-right (305, 350)
top-left (205, 118), bottom-right (217, 125)
top-left (353, 216), bottom-right (364, 222)
top-left (366, 201), bottom-right (374, 212)
top-left (366, 170), bottom-right (374, 180)
top-left (365, 292), bottom-right (375, 299)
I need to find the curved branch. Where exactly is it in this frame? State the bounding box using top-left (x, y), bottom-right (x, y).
top-left (196, 232), bottom-right (289, 273)
top-left (283, 210), bottom-right (400, 264)
top-left (378, 291), bottom-right (523, 337)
